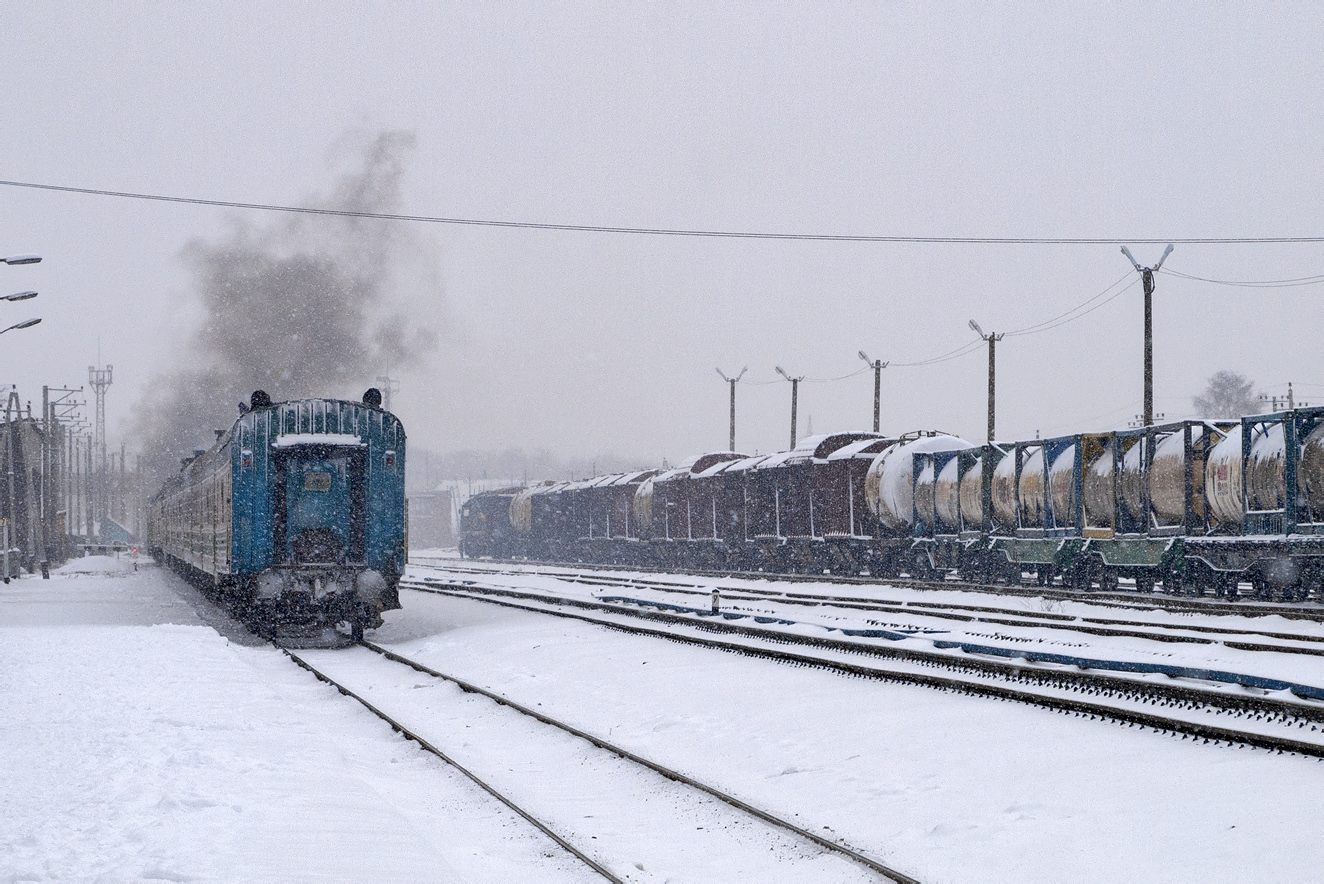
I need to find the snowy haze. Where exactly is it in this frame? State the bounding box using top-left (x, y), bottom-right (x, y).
top-left (2, 4), bottom-right (1324, 472)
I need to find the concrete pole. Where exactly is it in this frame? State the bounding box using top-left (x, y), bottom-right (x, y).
top-left (728, 378), bottom-right (737, 452)
top-left (789, 378), bottom-right (799, 449)
top-left (987, 334), bottom-right (997, 443)
top-left (1143, 268), bottom-right (1154, 426)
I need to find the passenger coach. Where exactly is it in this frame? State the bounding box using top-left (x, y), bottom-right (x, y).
top-left (149, 390), bottom-right (406, 638)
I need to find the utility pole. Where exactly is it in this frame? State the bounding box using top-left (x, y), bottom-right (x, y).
top-left (775, 366), bottom-right (805, 449)
top-left (858, 351), bottom-right (888, 433)
top-left (714, 367), bottom-right (747, 451)
top-left (969, 320), bottom-right (1004, 442)
top-left (375, 375), bottom-right (400, 412)
top-left (1121, 245), bottom-right (1174, 427)
top-left (88, 364), bottom-right (112, 527)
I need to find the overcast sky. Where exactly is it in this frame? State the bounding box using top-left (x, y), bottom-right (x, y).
top-left (3, 3), bottom-right (1323, 471)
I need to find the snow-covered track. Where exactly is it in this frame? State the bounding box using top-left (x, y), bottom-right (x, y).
top-left (414, 560), bottom-right (1324, 656)
top-left (282, 642), bottom-right (914, 882)
top-left (415, 556), bottom-right (1324, 622)
top-left (403, 579), bottom-right (1324, 759)
top-left (280, 647), bottom-right (623, 883)
top-left (358, 639), bottom-right (917, 882)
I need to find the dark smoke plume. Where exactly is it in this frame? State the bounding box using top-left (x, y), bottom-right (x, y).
top-left (132, 131), bottom-right (439, 487)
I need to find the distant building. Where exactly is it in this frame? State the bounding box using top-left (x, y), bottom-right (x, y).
top-left (409, 490), bottom-right (455, 550)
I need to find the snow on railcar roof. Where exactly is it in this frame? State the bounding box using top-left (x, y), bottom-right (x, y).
top-left (271, 432), bottom-right (365, 448)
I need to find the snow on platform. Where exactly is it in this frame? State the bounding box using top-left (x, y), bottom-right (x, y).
top-left (0, 558), bottom-right (588, 883)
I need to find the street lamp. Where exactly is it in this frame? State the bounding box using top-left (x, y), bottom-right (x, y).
top-left (715, 366), bottom-right (748, 452)
top-left (3, 291), bottom-right (36, 302)
top-left (775, 365), bottom-right (805, 449)
top-left (1, 318), bottom-right (40, 334)
top-left (970, 320), bottom-right (1004, 442)
top-left (1120, 244), bottom-right (1174, 427)
top-left (1, 255), bottom-right (41, 265)
top-left (858, 351), bottom-right (888, 433)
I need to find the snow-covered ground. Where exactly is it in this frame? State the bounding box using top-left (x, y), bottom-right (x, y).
top-left (0, 558), bottom-right (590, 883)
top-left (5, 556), bottom-right (1324, 882)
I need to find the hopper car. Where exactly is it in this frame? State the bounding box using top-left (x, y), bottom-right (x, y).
top-left (148, 390), bottom-right (406, 638)
top-left (461, 405), bottom-right (1324, 602)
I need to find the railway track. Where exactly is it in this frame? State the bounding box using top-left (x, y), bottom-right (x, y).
top-left (400, 577), bottom-right (1324, 759)
top-left (282, 642), bottom-right (915, 883)
top-left (414, 555), bottom-right (1324, 622)
top-left (411, 559), bottom-right (1324, 663)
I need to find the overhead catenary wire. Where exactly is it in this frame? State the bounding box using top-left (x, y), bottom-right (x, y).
top-left (4, 178), bottom-right (1324, 244)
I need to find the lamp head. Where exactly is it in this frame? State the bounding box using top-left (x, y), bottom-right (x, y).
top-left (1154, 243), bottom-right (1175, 271)
top-left (1120, 245), bottom-right (1143, 272)
top-left (968, 319), bottom-right (984, 337)
top-left (3, 291), bottom-right (37, 302)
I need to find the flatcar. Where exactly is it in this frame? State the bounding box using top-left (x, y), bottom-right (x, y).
top-left (148, 389), bottom-right (406, 639)
top-left (461, 406), bottom-right (1324, 603)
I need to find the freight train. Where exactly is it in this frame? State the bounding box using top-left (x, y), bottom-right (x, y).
top-left (460, 406), bottom-right (1324, 602)
top-left (148, 390), bottom-right (407, 639)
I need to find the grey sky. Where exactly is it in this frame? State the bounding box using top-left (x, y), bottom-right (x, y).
top-left (2, 4), bottom-right (1323, 470)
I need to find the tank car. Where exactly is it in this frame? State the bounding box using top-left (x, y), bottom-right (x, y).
top-left (148, 389), bottom-right (406, 639)
top-left (462, 405), bottom-right (1324, 604)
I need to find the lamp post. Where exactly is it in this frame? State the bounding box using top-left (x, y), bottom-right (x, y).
top-left (858, 351), bottom-right (888, 433)
top-left (969, 320), bottom-right (1004, 442)
top-left (775, 365), bottom-right (805, 449)
top-left (1120, 244), bottom-right (1174, 427)
top-left (715, 366), bottom-right (747, 451)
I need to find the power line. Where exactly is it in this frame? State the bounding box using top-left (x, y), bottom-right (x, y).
top-left (1159, 267), bottom-right (1324, 287)
top-left (1002, 271), bottom-right (1133, 337)
top-left (1004, 276), bottom-right (1141, 338)
top-left (4, 178), bottom-right (1324, 243)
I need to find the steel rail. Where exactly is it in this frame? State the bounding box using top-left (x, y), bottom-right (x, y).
top-left (417, 560), bottom-right (1324, 653)
top-left (414, 555), bottom-right (1324, 622)
top-left (403, 579), bottom-right (1324, 754)
top-left (361, 640), bottom-right (918, 883)
top-left (280, 648), bottom-right (624, 883)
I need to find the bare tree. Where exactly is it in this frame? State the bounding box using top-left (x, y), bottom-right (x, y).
top-left (1193, 371), bottom-right (1258, 418)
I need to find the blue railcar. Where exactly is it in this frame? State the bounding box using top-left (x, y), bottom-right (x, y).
top-left (149, 391), bottom-right (405, 638)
